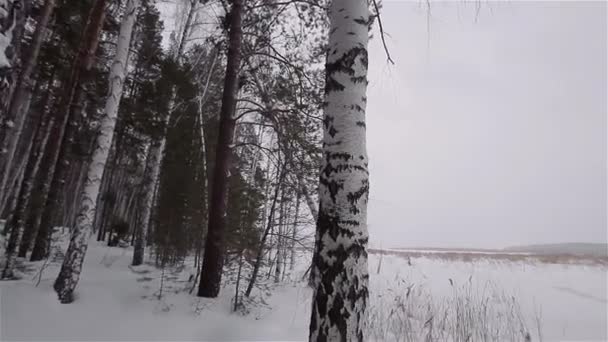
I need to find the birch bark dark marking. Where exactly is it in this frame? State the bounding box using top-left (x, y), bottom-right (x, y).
top-left (309, 0), bottom-right (371, 340)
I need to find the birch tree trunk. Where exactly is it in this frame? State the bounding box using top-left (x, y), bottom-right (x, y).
top-left (53, 0), bottom-right (140, 303)
top-left (132, 140), bottom-right (162, 266)
top-left (274, 194), bottom-right (285, 283)
top-left (308, 0), bottom-right (371, 340)
top-left (197, 0), bottom-right (243, 298)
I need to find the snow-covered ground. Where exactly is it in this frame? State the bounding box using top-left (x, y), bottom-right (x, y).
top-left (1, 239), bottom-right (606, 341)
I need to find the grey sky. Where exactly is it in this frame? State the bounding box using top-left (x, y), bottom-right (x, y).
top-left (366, 1), bottom-right (607, 248)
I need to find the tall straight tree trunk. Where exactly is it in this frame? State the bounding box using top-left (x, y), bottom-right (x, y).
top-left (29, 0), bottom-right (107, 262)
top-left (0, 0), bottom-right (55, 209)
top-left (197, 0), bottom-right (243, 298)
top-left (1, 103), bottom-right (49, 279)
top-left (17, 75), bottom-right (56, 257)
top-left (289, 192), bottom-right (300, 271)
top-left (53, 0), bottom-right (140, 303)
top-left (16, 116), bottom-right (52, 257)
top-left (132, 143), bottom-right (159, 266)
top-left (274, 192), bottom-right (285, 283)
top-left (308, 0), bottom-right (371, 341)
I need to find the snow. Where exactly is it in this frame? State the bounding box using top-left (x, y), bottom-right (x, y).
top-left (1, 238), bottom-right (606, 341)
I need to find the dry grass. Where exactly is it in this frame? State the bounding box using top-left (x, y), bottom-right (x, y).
top-left (367, 278), bottom-right (539, 342)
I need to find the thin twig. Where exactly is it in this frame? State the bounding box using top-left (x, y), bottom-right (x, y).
top-left (372, 0), bottom-right (395, 65)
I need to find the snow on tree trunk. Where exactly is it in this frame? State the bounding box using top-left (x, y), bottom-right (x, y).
top-left (53, 0), bottom-right (140, 303)
top-left (308, 0), bottom-right (371, 341)
top-left (0, 0), bottom-right (18, 96)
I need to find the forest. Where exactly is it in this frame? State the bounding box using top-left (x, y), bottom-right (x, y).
top-left (2, 1), bottom-right (606, 341)
top-left (0, 0), bottom-right (371, 340)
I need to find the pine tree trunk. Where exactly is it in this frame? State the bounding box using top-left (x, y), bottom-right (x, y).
top-left (308, 0), bottom-right (371, 340)
top-left (53, 0), bottom-right (140, 303)
top-left (1, 112), bottom-right (42, 279)
top-left (28, 119), bottom-right (65, 261)
top-left (2, 108), bottom-right (52, 279)
top-left (197, 0), bottom-right (243, 298)
top-left (0, 78), bottom-right (37, 214)
top-left (16, 73), bottom-right (56, 257)
top-left (0, 167), bottom-right (24, 276)
top-left (0, 0), bottom-right (55, 209)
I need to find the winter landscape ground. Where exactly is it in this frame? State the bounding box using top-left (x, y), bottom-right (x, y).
top-left (1, 233), bottom-right (606, 341)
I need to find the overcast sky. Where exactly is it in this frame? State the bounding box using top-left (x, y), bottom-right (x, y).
top-left (365, 1), bottom-right (607, 248)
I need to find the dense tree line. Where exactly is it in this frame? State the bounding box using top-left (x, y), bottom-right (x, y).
top-left (0, 0), bottom-right (373, 339)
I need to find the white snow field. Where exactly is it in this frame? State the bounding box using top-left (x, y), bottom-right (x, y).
top-left (1, 237), bottom-right (606, 341)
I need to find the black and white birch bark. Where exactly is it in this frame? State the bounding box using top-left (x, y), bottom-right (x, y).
top-left (308, 0), bottom-right (371, 340)
top-left (53, 0), bottom-right (140, 303)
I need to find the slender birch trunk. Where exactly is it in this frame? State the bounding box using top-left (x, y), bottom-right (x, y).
top-left (289, 192), bottom-right (300, 271)
top-left (308, 0), bottom-right (371, 340)
top-left (274, 194), bottom-right (285, 283)
top-left (132, 141), bottom-right (161, 266)
top-left (53, 0), bottom-right (140, 303)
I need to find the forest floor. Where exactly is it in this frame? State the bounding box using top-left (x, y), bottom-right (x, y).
top-left (1, 233), bottom-right (606, 341)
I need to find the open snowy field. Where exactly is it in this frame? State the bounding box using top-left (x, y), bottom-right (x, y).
top-left (1, 239), bottom-right (606, 341)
